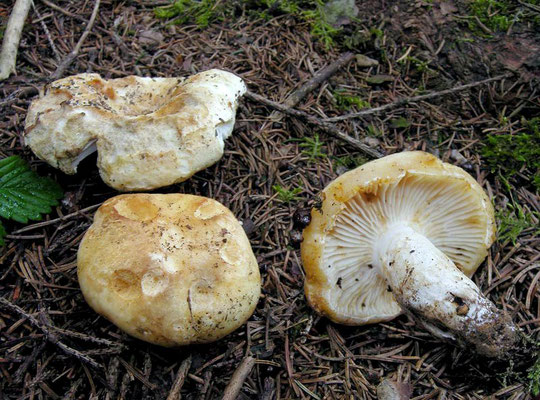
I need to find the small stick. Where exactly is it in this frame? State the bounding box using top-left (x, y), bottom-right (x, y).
top-left (283, 52), bottom-right (356, 107)
top-left (221, 356), bottom-right (256, 400)
top-left (326, 73), bottom-right (512, 122)
top-left (0, 0), bottom-right (33, 81)
top-left (271, 52), bottom-right (355, 120)
top-left (50, 0), bottom-right (100, 80)
top-left (0, 296), bottom-right (101, 370)
top-left (32, 2), bottom-right (60, 62)
top-left (271, 52), bottom-right (377, 121)
top-left (12, 203), bottom-right (102, 234)
top-left (0, 86), bottom-right (39, 107)
top-left (245, 91), bottom-right (384, 159)
top-left (166, 356), bottom-right (192, 400)
top-left (14, 341), bottom-right (46, 384)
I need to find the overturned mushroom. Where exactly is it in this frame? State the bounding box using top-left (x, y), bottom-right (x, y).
top-left (24, 69), bottom-right (246, 191)
top-left (77, 194), bottom-right (260, 346)
top-left (301, 151), bottom-right (518, 357)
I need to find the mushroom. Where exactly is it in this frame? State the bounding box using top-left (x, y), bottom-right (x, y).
top-left (77, 194), bottom-right (260, 346)
top-left (301, 151), bottom-right (518, 357)
top-left (24, 69), bottom-right (246, 191)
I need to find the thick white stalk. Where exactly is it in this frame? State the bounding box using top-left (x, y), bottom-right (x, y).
top-left (376, 225), bottom-right (517, 357)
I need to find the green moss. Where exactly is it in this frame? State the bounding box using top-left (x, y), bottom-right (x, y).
top-left (332, 90), bottom-right (370, 111)
top-left (370, 27), bottom-right (384, 39)
top-left (273, 185), bottom-right (303, 203)
top-left (496, 203), bottom-right (538, 244)
top-left (290, 134), bottom-right (326, 162)
top-left (404, 56), bottom-right (432, 73)
top-left (154, 0), bottom-right (223, 27)
top-left (528, 355), bottom-right (540, 396)
top-left (258, 0), bottom-right (340, 48)
top-left (366, 124), bottom-right (382, 137)
top-left (481, 117), bottom-right (540, 192)
top-left (471, 0), bottom-right (513, 31)
top-left (333, 154), bottom-right (367, 169)
top-left (390, 117), bottom-right (412, 129)
top-left (302, 3), bottom-right (341, 49)
top-left (261, 0), bottom-right (301, 14)
top-left (467, 0), bottom-right (540, 34)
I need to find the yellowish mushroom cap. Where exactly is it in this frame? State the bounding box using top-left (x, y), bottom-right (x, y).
top-left (77, 194), bottom-right (260, 346)
top-left (301, 151), bottom-right (496, 325)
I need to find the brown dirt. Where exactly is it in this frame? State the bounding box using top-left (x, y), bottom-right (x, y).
top-left (1, 1), bottom-right (539, 399)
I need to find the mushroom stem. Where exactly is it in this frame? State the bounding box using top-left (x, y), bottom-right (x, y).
top-left (376, 225), bottom-right (518, 358)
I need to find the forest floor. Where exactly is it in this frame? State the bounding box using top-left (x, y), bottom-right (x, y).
top-left (0, 0), bottom-right (539, 399)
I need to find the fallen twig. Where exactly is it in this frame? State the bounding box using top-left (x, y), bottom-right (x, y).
top-left (271, 52), bottom-right (377, 121)
top-left (283, 52), bottom-right (356, 107)
top-left (221, 356), bottom-right (256, 400)
top-left (0, 0), bottom-right (33, 81)
top-left (0, 86), bottom-right (39, 107)
top-left (12, 203), bottom-right (102, 234)
top-left (32, 2), bottom-right (60, 62)
top-left (325, 73), bottom-right (512, 122)
top-left (518, 0), bottom-right (540, 12)
top-left (166, 356), bottom-right (192, 400)
top-left (0, 296), bottom-right (102, 370)
top-left (245, 91), bottom-right (384, 159)
top-left (271, 52), bottom-right (354, 119)
top-left (50, 0), bottom-right (101, 80)
top-left (14, 341), bottom-right (46, 384)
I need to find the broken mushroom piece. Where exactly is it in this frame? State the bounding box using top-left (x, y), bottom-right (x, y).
top-left (24, 69), bottom-right (246, 191)
top-left (302, 151), bottom-right (518, 357)
top-left (77, 194), bottom-right (260, 346)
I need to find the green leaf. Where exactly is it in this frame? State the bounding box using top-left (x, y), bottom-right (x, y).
top-left (0, 222), bottom-right (5, 246)
top-left (0, 156), bottom-right (63, 230)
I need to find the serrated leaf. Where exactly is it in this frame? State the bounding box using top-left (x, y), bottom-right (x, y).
top-left (0, 156), bottom-right (63, 238)
top-left (0, 222), bottom-right (5, 246)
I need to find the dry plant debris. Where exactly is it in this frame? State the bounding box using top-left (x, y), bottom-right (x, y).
top-left (0, 0), bottom-right (31, 81)
top-left (0, 1), bottom-right (539, 399)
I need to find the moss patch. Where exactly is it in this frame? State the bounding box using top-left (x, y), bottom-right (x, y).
top-left (481, 117), bottom-right (540, 192)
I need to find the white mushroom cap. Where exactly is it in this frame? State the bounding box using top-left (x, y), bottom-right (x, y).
top-left (24, 69), bottom-right (246, 191)
top-left (302, 151), bottom-right (495, 324)
top-left (77, 194), bottom-right (260, 346)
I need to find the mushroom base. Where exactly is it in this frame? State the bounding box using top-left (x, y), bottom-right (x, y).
top-left (376, 225), bottom-right (518, 358)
